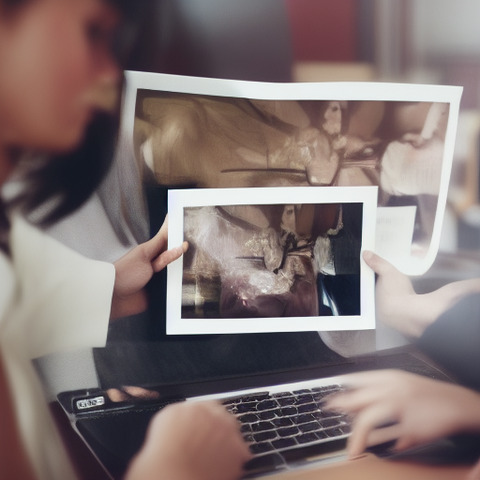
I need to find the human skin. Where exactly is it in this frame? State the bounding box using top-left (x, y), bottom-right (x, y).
top-left (363, 250), bottom-right (480, 339)
top-left (325, 369), bottom-right (480, 458)
top-left (125, 401), bottom-right (252, 480)
top-left (0, 0), bottom-right (120, 156)
top-left (467, 458), bottom-right (480, 480)
top-left (111, 215), bottom-right (188, 318)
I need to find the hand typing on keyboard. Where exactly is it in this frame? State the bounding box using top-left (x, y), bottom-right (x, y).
top-left (125, 401), bottom-right (252, 480)
top-left (324, 370), bottom-right (480, 459)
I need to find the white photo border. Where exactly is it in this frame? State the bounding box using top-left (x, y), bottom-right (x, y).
top-left (167, 185), bottom-right (378, 335)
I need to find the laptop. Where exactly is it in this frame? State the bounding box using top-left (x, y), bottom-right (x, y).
top-left (57, 335), bottom-right (452, 479)
top-left (56, 187), bottom-right (453, 479)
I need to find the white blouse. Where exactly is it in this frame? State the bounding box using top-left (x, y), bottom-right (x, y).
top-left (0, 216), bottom-right (115, 480)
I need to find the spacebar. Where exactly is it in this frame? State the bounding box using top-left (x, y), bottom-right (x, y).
top-left (243, 452), bottom-right (286, 478)
top-left (243, 437), bottom-right (348, 478)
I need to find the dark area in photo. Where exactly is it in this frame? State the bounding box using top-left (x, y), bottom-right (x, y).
top-left (181, 202), bottom-right (362, 319)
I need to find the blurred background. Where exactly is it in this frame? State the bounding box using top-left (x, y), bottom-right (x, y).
top-left (124, 0), bottom-right (480, 260)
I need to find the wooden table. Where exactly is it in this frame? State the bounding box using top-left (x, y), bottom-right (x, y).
top-left (270, 453), bottom-right (472, 480)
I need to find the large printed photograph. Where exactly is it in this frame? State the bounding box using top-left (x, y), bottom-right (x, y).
top-left (125, 77), bottom-right (461, 275)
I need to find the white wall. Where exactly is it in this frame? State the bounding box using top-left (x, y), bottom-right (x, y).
top-left (412, 0), bottom-right (480, 60)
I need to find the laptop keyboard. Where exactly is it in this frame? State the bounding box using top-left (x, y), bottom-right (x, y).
top-left (222, 384), bottom-right (351, 476)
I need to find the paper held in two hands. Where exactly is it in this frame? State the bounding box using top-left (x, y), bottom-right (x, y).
top-left (119, 71), bottom-right (462, 335)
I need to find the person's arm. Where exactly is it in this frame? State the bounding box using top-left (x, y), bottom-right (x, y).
top-left (124, 401), bottom-right (251, 480)
top-left (363, 251), bottom-right (480, 339)
top-left (111, 215), bottom-right (188, 319)
top-left (325, 370), bottom-right (480, 458)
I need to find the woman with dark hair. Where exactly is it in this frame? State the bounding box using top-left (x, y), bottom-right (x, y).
top-left (0, 1), bottom-right (249, 479)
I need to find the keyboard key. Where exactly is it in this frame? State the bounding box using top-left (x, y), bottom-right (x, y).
top-left (251, 421), bottom-right (275, 432)
top-left (258, 410), bottom-right (276, 420)
top-left (325, 427), bottom-right (345, 438)
top-left (242, 393), bottom-right (270, 402)
top-left (297, 432), bottom-right (319, 444)
top-left (240, 424), bottom-right (251, 434)
top-left (295, 394), bottom-right (314, 405)
top-left (271, 392), bottom-right (292, 397)
top-left (236, 402), bottom-right (257, 413)
top-left (238, 413), bottom-right (258, 424)
top-left (257, 400), bottom-right (277, 411)
top-left (312, 410), bottom-right (338, 421)
top-left (320, 418), bottom-right (342, 429)
top-left (278, 426), bottom-right (300, 437)
top-left (299, 421), bottom-right (321, 433)
top-left (272, 417), bottom-right (293, 427)
top-left (244, 452), bottom-right (285, 475)
top-left (276, 396), bottom-right (296, 407)
top-left (292, 413), bottom-right (315, 425)
top-left (280, 406), bottom-right (298, 416)
top-left (253, 430), bottom-right (277, 442)
top-left (272, 437), bottom-right (297, 449)
top-left (250, 442), bottom-right (275, 454)
top-left (279, 436), bottom-right (348, 463)
top-left (298, 403), bottom-right (317, 413)
top-left (315, 430), bottom-right (329, 440)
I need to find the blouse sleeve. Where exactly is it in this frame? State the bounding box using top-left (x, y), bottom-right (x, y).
top-left (10, 216), bottom-right (115, 359)
top-left (416, 292), bottom-right (480, 391)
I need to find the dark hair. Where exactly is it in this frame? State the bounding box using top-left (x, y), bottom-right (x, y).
top-left (15, 110), bottom-right (120, 225)
top-left (6, 0), bottom-right (151, 226)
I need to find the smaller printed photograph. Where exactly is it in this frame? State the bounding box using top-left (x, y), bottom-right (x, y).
top-left (167, 186), bottom-right (377, 334)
